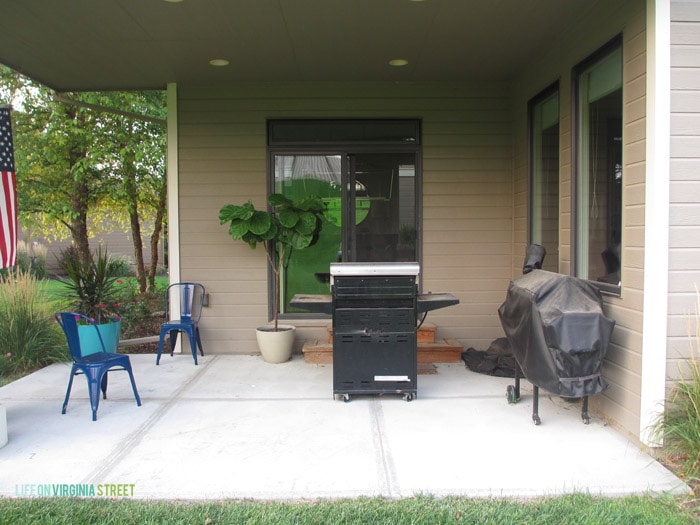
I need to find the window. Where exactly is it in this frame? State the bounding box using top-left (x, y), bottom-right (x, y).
top-left (529, 83), bottom-right (560, 272)
top-left (268, 120), bottom-right (421, 316)
top-left (574, 38), bottom-right (622, 291)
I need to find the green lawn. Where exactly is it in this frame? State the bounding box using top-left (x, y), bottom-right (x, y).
top-left (0, 493), bottom-right (697, 524)
top-left (40, 276), bottom-right (169, 301)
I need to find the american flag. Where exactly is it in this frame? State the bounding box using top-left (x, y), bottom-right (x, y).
top-left (0, 105), bottom-right (17, 269)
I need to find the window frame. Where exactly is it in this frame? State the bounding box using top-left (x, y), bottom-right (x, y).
top-left (572, 35), bottom-right (623, 296)
top-left (528, 81), bottom-right (561, 273)
top-left (267, 119), bottom-right (423, 320)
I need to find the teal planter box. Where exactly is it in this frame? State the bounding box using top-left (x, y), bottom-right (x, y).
top-left (78, 319), bottom-right (122, 356)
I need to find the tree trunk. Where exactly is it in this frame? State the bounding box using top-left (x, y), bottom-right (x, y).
top-left (122, 149), bottom-right (147, 294)
top-left (148, 177), bottom-right (167, 291)
top-left (67, 108), bottom-right (91, 266)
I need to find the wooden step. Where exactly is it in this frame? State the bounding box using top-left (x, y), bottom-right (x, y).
top-left (417, 339), bottom-right (464, 363)
top-left (302, 337), bottom-right (463, 365)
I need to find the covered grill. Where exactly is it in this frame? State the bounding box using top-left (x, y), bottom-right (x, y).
top-left (498, 269), bottom-right (615, 424)
top-left (291, 262), bottom-right (459, 401)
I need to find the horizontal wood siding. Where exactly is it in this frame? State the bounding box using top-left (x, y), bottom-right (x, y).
top-left (511, 0), bottom-right (647, 440)
top-left (17, 223), bottom-right (164, 275)
top-left (177, 82), bottom-right (513, 354)
top-left (669, 1), bottom-right (700, 383)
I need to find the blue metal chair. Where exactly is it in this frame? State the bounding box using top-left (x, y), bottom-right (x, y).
top-left (156, 282), bottom-right (205, 365)
top-left (55, 312), bottom-right (142, 421)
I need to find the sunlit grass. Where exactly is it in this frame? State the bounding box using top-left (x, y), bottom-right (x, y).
top-left (0, 494), bottom-right (697, 525)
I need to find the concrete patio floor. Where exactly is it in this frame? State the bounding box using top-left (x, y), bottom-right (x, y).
top-left (0, 354), bottom-right (691, 500)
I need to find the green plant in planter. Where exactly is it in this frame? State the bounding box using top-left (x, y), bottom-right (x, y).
top-left (56, 246), bottom-right (122, 324)
top-left (219, 193), bottom-right (325, 331)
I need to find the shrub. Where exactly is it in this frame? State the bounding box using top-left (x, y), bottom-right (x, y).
top-left (0, 269), bottom-right (68, 378)
top-left (652, 293), bottom-right (700, 484)
top-left (110, 277), bottom-right (166, 339)
top-left (56, 246), bottom-right (122, 324)
top-left (108, 255), bottom-right (134, 277)
top-left (0, 240), bottom-right (47, 280)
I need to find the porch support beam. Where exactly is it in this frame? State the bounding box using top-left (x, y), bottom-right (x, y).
top-left (166, 82), bottom-right (182, 352)
top-left (640, 0), bottom-right (671, 447)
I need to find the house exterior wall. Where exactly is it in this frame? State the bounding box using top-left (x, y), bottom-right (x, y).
top-left (511, 0), bottom-right (647, 440)
top-left (18, 223), bottom-right (164, 275)
top-left (176, 82), bottom-right (514, 355)
top-left (669, 1), bottom-right (700, 381)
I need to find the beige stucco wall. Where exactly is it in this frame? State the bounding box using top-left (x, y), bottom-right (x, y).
top-left (510, 0), bottom-right (647, 439)
top-left (176, 82), bottom-right (514, 355)
top-left (669, 1), bottom-right (700, 381)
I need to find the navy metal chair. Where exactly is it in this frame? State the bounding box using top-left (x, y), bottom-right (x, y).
top-left (156, 282), bottom-right (205, 365)
top-left (55, 312), bottom-right (142, 421)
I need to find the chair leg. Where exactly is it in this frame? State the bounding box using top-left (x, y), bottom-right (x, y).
top-left (124, 361), bottom-right (142, 407)
top-left (101, 372), bottom-right (109, 399)
top-left (189, 330), bottom-right (198, 365)
top-left (156, 327), bottom-right (169, 365)
top-left (196, 327), bottom-right (204, 357)
top-left (169, 330), bottom-right (179, 356)
top-left (86, 368), bottom-right (105, 421)
top-left (62, 367), bottom-right (77, 415)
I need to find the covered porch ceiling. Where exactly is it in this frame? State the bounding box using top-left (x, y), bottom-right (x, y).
top-left (0, 0), bottom-right (596, 92)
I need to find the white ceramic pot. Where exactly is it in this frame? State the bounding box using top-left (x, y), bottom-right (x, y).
top-left (255, 325), bottom-right (296, 363)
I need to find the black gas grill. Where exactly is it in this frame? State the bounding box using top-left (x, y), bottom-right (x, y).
top-left (292, 262), bottom-right (459, 402)
top-left (331, 263), bottom-right (420, 401)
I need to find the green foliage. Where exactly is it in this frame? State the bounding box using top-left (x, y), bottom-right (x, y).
top-left (0, 64), bottom-right (167, 292)
top-left (0, 269), bottom-right (68, 379)
top-left (0, 494), bottom-right (697, 525)
top-left (107, 255), bottom-right (134, 277)
top-left (0, 240), bottom-right (47, 280)
top-left (219, 193), bottom-right (325, 329)
top-left (56, 246), bottom-right (121, 324)
top-left (652, 294), bottom-right (700, 486)
top-left (219, 193), bottom-right (325, 257)
top-left (652, 354), bottom-right (700, 483)
top-left (110, 276), bottom-right (168, 339)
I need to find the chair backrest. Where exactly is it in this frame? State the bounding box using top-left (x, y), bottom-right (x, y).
top-left (55, 312), bottom-right (107, 360)
top-left (165, 282), bottom-right (205, 323)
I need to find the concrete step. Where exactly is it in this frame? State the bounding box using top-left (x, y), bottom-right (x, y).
top-left (302, 338), bottom-right (463, 365)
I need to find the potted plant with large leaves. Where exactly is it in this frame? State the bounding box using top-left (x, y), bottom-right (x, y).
top-left (56, 246), bottom-right (123, 355)
top-left (219, 193), bottom-right (325, 363)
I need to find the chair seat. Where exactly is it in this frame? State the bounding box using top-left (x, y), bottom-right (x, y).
top-left (55, 312), bottom-right (142, 421)
top-left (75, 352), bottom-right (130, 365)
top-left (156, 282), bottom-right (205, 365)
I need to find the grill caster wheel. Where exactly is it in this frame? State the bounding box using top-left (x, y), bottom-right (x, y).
top-left (506, 385), bottom-right (519, 404)
top-left (342, 394), bottom-right (351, 403)
top-left (532, 414), bottom-right (541, 425)
top-left (582, 416), bottom-right (590, 425)
top-left (403, 393), bottom-right (414, 402)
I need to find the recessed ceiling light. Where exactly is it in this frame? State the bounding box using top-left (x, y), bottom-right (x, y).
top-left (209, 59), bottom-right (230, 67)
top-left (389, 59), bottom-right (409, 67)
top-left (163, 0), bottom-right (184, 3)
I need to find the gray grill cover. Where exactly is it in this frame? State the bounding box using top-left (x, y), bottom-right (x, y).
top-left (497, 270), bottom-right (615, 398)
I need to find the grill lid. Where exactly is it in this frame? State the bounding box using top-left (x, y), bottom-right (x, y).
top-left (330, 262), bottom-right (420, 285)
